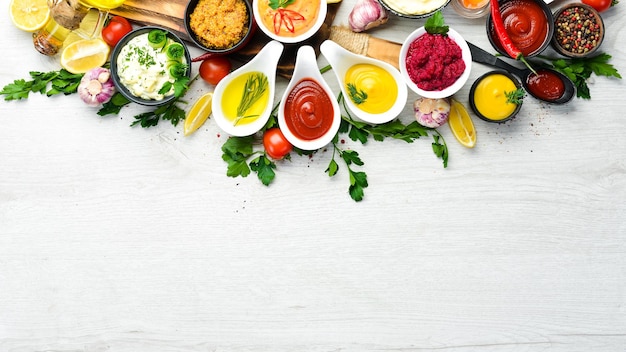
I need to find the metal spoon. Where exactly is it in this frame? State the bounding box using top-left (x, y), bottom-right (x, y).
top-left (467, 42), bottom-right (575, 104)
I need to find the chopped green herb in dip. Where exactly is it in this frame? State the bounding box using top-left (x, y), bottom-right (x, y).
top-left (117, 32), bottom-right (187, 101)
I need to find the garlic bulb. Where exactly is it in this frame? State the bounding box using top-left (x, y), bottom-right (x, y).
top-left (348, 0), bottom-right (389, 32)
top-left (78, 67), bottom-right (115, 107)
top-left (414, 97), bottom-right (450, 128)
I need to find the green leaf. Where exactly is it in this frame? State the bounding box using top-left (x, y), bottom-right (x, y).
top-left (250, 155), bottom-right (276, 186)
top-left (348, 169), bottom-right (367, 202)
top-left (431, 134), bottom-right (449, 168)
top-left (346, 83), bottom-right (367, 105)
top-left (222, 136), bottom-right (255, 156)
top-left (98, 93), bottom-right (130, 116)
top-left (341, 150), bottom-right (364, 166)
top-left (326, 159), bottom-right (339, 177)
top-left (424, 11), bottom-right (448, 35)
top-left (268, 0), bottom-right (296, 9)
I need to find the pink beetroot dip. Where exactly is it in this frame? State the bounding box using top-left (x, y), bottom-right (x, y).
top-left (405, 33), bottom-right (465, 91)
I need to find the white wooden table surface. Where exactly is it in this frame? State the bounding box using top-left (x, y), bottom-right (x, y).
top-left (1, 0), bottom-right (625, 351)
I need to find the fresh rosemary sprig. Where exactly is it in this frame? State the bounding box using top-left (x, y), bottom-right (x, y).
top-left (233, 73), bottom-right (268, 126)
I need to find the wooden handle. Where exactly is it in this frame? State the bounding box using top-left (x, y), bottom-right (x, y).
top-left (366, 37), bottom-right (402, 70)
top-left (110, 0), bottom-right (188, 40)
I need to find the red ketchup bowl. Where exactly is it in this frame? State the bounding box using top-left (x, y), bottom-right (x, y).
top-left (486, 0), bottom-right (554, 58)
top-left (278, 45), bottom-right (341, 150)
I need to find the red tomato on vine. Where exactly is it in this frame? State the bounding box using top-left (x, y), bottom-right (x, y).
top-left (101, 16), bottom-right (132, 48)
top-left (263, 128), bottom-right (292, 160)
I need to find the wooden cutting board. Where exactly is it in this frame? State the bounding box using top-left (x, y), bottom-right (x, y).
top-left (110, 0), bottom-right (342, 78)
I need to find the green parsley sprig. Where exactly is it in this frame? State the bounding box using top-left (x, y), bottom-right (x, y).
top-left (0, 69), bottom-right (83, 101)
top-left (98, 75), bottom-right (195, 128)
top-left (536, 53), bottom-right (621, 99)
top-left (346, 83), bottom-right (368, 105)
top-left (505, 88), bottom-right (525, 105)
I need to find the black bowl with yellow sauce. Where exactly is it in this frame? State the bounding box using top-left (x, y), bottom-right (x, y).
top-left (184, 0), bottom-right (256, 54)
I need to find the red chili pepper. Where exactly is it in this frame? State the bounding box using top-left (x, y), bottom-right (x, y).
top-left (273, 10), bottom-right (284, 34)
top-left (490, 0), bottom-right (536, 73)
top-left (191, 52), bottom-right (215, 62)
top-left (272, 8), bottom-right (305, 35)
top-left (490, 0), bottom-right (522, 60)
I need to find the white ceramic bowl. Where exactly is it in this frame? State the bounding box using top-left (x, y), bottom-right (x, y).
top-left (212, 40), bottom-right (284, 137)
top-left (252, 0), bottom-right (327, 44)
top-left (320, 40), bottom-right (408, 125)
top-left (278, 45), bottom-right (340, 150)
top-left (399, 27), bottom-right (472, 99)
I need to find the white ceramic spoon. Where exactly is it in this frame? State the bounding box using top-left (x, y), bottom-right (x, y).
top-left (212, 40), bottom-right (284, 137)
top-left (277, 45), bottom-right (341, 150)
top-left (320, 39), bottom-right (408, 125)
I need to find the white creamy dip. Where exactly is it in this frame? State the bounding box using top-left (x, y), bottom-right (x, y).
top-left (383, 0), bottom-right (448, 15)
top-left (116, 33), bottom-right (186, 101)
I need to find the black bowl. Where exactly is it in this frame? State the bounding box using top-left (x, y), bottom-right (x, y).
top-left (486, 0), bottom-right (554, 58)
top-left (377, 0), bottom-right (451, 19)
top-left (184, 0), bottom-right (255, 54)
top-left (469, 70), bottom-right (523, 123)
top-left (110, 26), bottom-right (192, 107)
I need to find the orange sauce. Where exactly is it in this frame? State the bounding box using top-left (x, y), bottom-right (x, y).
top-left (257, 0), bottom-right (320, 37)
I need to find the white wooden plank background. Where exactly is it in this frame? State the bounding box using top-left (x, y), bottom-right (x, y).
top-left (1, 0), bottom-right (625, 351)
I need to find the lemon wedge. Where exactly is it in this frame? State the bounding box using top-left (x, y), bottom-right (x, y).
top-left (60, 38), bottom-right (110, 74)
top-left (184, 92), bottom-right (213, 136)
top-left (9, 0), bottom-right (50, 32)
top-left (448, 99), bottom-right (476, 148)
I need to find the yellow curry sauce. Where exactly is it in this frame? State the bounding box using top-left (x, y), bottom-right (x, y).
top-left (257, 0), bottom-right (320, 37)
top-left (472, 73), bottom-right (518, 121)
top-left (344, 63), bottom-right (398, 114)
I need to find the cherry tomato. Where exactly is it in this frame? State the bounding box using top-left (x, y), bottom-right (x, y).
top-left (581, 0), bottom-right (611, 12)
top-left (101, 16), bottom-right (133, 48)
top-left (199, 56), bottom-right (232, 85)
top-left (263, 128), bottom-right (292, 160)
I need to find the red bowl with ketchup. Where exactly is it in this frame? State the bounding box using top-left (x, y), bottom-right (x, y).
top-left (486, 0), bottom-right (554, 58)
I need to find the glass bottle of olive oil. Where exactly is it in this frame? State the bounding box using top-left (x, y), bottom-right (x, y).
top-left (33, 0), bottom-right (126, 56)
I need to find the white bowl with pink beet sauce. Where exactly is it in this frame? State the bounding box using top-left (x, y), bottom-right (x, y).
top-left (399, 26), bottom-right (472, 99)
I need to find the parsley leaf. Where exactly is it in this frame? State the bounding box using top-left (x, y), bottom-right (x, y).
top-left (505, 88), bottom-right (525, 105)
top-left (424, 11), bottom-right (449, 35)
top-left (221, 136), bottom-right (277, 185)
top-left (250, 155), bottom-right (276, 186)
top-left (326, 145), bottom-right (368, 202)
top-left (98, 92), bottom-right (130, 116)
top-left (0, 69), bottom-right (83, 101)
top-left (347, 83), bottom-right (367, 105)
top-left (268, 0), bottom-right (296, 9)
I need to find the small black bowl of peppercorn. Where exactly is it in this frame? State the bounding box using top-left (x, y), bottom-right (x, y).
top-left (551, 2), bottom-right (605, 58)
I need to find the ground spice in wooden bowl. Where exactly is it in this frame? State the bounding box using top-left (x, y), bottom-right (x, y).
top-left (551, 3), bottom-right (604, 58)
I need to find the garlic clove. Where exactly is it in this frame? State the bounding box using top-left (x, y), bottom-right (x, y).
top-left (348, 0), bottom-right (389, 32)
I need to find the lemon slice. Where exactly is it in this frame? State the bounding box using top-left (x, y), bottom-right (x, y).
top-left (60, 38), bottom-right (110, 74)
top-left (449, 99), bottom-right (476, 148)
top-left (9, 0), bottom-right (50, 32)
top-left (184, 92), bottom-right (213, 136)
